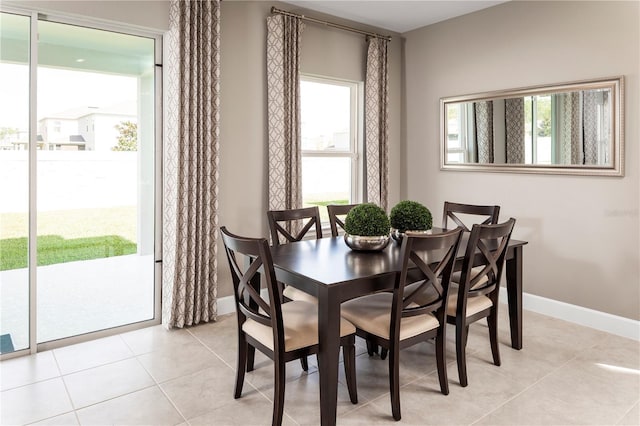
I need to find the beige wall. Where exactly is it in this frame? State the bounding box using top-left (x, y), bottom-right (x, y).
top-left (403, 1), bottom-right (639, 320)
top-left (218, 1), bottom-right (403, 297)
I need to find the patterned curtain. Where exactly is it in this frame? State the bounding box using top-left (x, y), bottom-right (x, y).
top-left (364, 37), bottom-right (389, 211)
top-left (163, 0), bottom-right (220, 328)
top-left (556, 92), bottom-right (581, 164)
top-left (266, 15), bottom-right (304, 215)
top-left (474, 101), bottom-right (494, 163)
top-left (505, 98), bottom-right (525, 163)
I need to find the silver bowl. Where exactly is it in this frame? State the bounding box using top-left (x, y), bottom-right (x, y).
top-left (391, 228), bottom-right (432, 243)
top-left (344, 234), bottom-right (390, 251)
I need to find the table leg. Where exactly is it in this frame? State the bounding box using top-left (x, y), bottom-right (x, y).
top-left (505, 245), bottom-right (523, 350)
top-left (317, 288), bottom-right (340, 426)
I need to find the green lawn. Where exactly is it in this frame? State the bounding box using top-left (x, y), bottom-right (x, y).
top-left (0, 207), bottom-right (137, 271)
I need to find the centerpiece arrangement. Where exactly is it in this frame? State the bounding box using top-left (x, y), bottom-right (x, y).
top-left (343, 203), bottom-right (390, 251)
top-left (389, 200), bottom-right (433, 243)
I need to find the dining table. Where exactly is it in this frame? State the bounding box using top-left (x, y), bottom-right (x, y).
top-left (268, 229), bottom-right (527, 426)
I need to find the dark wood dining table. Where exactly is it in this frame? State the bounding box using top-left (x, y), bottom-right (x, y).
top-left (269, 229), bottom-right (527, 426)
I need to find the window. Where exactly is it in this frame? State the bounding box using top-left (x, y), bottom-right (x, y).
top-left (300, 75), bottom-right (362, 222)
top-left (524, 95), bottom-right (552, 164)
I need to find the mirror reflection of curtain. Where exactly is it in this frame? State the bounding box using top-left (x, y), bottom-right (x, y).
top-left (505, 98), bottom-right (525, 163)
top-left (474, 101), bottom-right (494, 163)
top-left (583, 91), bottom-right (609, 165)
top-left (556, 92), bottom-right (581, 164)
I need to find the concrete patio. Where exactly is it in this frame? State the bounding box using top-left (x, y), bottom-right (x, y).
top-left (0, 254), bottom-right (155, 351)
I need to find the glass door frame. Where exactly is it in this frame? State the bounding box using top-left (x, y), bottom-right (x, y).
top-left (0, 6), bottom-right (163, 359)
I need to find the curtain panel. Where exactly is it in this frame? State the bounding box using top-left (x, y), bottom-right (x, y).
top-left (556, 92), bottom-right (581, 165)
top-left (474, 100), bottom-right (494, 163)
top-left (266, 15), bottom-right (304, 217)
top-left (505, 98), bottom-right (525, 164)
top-left (163, 0), bottom-right (221, 329)
top-left (364, 37), bottom-right (389, 211)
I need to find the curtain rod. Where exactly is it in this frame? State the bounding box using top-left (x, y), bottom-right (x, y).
top-left (271, 6), bottom-right (392, 41)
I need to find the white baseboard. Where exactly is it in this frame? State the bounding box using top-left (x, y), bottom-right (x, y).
top-left (218, 291), bottom-right (639, 341)
top-left (217, 294), bottom-right (236, 316)
top-left (500, 290), bottom-right (640, 341)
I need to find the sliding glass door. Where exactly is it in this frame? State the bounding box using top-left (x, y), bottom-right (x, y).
top-left (0, 10), bottom-right (160, 355)
top-left (0, 12), bottom-right (30, 354)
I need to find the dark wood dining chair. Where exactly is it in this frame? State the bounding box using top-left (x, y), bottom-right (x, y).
top-left (220, 226), bottom-right (358, 426)
top-left (267, 206), bottom-right (322, 245)
top-left (442, 201), bottom-right (500, 231)
top-left (341, 227), bottom-right (464, 421)
top-left (327, 203), bottom-right (359, 237)
top-left (266, 206), bottom-right (322, 303)
top-left (447, 218), bottom-right (516, 387)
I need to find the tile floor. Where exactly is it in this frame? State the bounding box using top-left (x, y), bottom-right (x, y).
top-left (1, 305), bottom-right (638, 425)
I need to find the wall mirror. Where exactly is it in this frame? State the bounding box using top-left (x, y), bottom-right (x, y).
top-left (440, 77), bottom-right (624, 176)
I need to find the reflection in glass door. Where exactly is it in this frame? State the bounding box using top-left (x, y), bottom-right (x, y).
top-left (0, 12), bottom-right (30, 354)
top-left (0, 12), bottom-right (159, 354)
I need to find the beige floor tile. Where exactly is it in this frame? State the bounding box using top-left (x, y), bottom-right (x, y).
top-left (30, 412), bottom-right (79, 425)
top-left (337, 401), bottom-right (404, 425)
top-left (0, 350), bottom-right (60, 391)
top-left (242, 350), bottom-right (319, 394)
top-left (618, 402), bottom-right (640, 425)
top-left (120, 324), bottom-right (199, 356)
top-left (187, 314), bottom-right (239, 367)
top-left (0, 378), bottom-right (73, 425)
top-left (352, 378), bottom-right (481, 425)
top-left (278, 370), bottom-right (360, 425)
top-left (474, 393), bottom-right (581, 425)
top-left (344, 352), bottom-right (423, 403)
top-left (188, 390), bottom-right (297, 426)
top-left (75, 386), bottom-right (184, 425)
top-left (63, 357), bottom-right (155, 408)
top-left (136, 340), bottom-right (219, 383)
top-left (160, 364), bottom-right (239, 420)
top-left (53, 335), bottom-right (133, 375)
top-left (479, 360), bottom-right (638, 425)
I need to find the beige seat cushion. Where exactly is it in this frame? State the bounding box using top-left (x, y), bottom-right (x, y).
top-left (242, 300), bottom-right (355, 352)
top-left (446, 291), bottom-right (493, 317)
top-left (283, 286), bottom-right (318, 304)
top-left (451, 266), bottom-right (489, 289)
top-left (341, 293), bottom-right (440, 341)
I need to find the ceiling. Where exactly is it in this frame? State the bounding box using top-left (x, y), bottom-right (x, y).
top-left (281, 1), bottom-right (507, 34)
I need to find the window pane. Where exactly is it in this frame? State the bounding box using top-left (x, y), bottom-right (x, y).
top-left (301, 80), bottom-right (351, 152)
top-left (302, 156), bottom-right (351, 217)
top-left (35, 21), bottom-right (156, 343)
top-left (0, 12), bottom-right (30, 353)
top-left (447, 104), bottom-right (462, 149)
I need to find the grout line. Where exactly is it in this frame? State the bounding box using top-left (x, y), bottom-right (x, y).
top-left (469, 353), bottom-right (580, 425)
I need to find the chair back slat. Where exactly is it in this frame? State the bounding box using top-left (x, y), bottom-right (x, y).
top-left (327, 204), bottom-right (359, 237)
top-left (390, 228), bottom-right (463, 334)
top-left (442, 201), bottom-right (500, 231)
top-left (267, 207), bottom-right (323, 246)
top-left (221, 227), bottom-right (285, 342)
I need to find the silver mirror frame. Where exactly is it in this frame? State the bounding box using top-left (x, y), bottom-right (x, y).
top-left (440, 76), bottom-right (624, 176)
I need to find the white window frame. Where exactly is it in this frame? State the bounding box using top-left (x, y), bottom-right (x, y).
top-left (300, 74), bottom-right (364, 215)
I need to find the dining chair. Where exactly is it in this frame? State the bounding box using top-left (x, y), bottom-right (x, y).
top-left (442, 201), bottom-right (500, 231)
top-left (327, 203), bottom-right (359, 237)
top-left (447, 218), bottom-right (516, 387)
top-left (267, 206), bottom-right (322, 304)
top-left (265, 206), bottom-right (324, 308)
top-left (341, 227), bottom-right (464, 421)
top-left (220, 226), bottom-right (358, 425)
